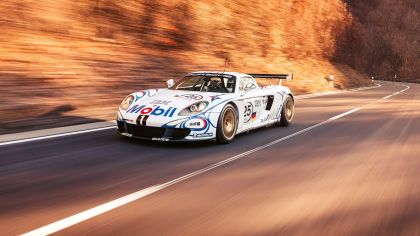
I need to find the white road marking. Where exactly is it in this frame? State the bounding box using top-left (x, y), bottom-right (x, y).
top-left (384, 84), bottom-right (410, 98)
top-left (1, 84), bottom-right (382, 147)
top-left (0, 126), bottom-right (115, 147)
top-left (295, 83), bottom-right (381, 100)
top-left (382, 95), bottom-right (393, 100)
top-left (329, 108), bottom-right (361, 121)
top-left (20, 83), bottom-right (410, 236)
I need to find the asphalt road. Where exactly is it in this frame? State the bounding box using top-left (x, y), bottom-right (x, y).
top-left (1, 81), bottom-right (419, 236)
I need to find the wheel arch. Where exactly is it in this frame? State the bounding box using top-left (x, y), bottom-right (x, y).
top-left (227, 101), bottom-right (240, 121)
top-left (288, 93), bottom-right (294, 101)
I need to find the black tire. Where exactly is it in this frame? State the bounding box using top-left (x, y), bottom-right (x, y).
top-left (279, 95), bottom-right (294, 126)
top-left (216, 104), bottom-right (238, 144)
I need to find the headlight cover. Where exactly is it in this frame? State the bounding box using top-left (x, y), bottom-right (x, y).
top-left (120, 95), bottom-right (135, 111)
top-left (179, 101), bottom-right (209, 116)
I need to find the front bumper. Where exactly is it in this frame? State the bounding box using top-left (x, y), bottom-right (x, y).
top-left (117, 120), bottom-right (191, 141)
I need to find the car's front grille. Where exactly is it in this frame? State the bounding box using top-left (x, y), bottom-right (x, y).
top-left (117, 121), bottom-right (190, 140)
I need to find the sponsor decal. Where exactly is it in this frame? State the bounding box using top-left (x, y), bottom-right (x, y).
top-left (254, 98), bottom-right (268, 108)
top-left (150, 100), bottom-right (171, 105)
top-left (260, 108), bottom-right (281, 123)
top-left (134, 94), bottom-right (144, 102)
top-left (260, 114), bottom-right (270, 123)
top-left (134, 89), bottom-right (158, 102)
top-left (152, 137), bottom-right (169, 141)
top-left (244, 102), bottom-right (254, 123)
top-left (195, 133), bottom-right (213, 138)
top-left (255, 99), bottom-right (261, 108)
top-left (162, 116), bottom-right (212, 133)
top-left (209, 95), bottom-right (223, 102)
top-left (121, 133), bottom-right (133, 137)
top-left (251, 112), bottom-right (257, 120)
top-left (126, 105), bottom-right (143, 113)
top-left (127, 105), bottom-right (177, 117)
top-left (175, 94), bottom-right (203, 100)
top-left (184, 118), bottom-right (208, 130)
top-left (273, 107), bottom-right (281, 119)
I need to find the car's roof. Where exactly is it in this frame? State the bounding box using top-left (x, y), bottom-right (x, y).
top-left (191, 71), bottom-right (249, 77)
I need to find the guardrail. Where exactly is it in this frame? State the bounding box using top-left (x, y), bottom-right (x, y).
top-left (372, 76), bottom-right (420, 84)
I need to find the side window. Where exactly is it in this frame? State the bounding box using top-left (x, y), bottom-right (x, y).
top-left (240, 77), bottom-right (257, 92)
top-left (239, 77), bottom-right (247, 91)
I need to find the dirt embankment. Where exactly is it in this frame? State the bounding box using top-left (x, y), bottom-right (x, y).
top-left (0, 0), bottom-right (372, 134)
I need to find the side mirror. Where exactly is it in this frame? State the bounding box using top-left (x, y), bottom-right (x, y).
top-left (166, 79), bottom-right (174, 88)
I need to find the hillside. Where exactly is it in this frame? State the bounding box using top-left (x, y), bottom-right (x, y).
top-left (0, 0), bottom-right (372, 133)
top-left (337, 0), bottom-right (419, 81)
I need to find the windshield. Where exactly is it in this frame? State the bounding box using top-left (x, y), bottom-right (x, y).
top-left (170, 74), bottom-right (236, 93)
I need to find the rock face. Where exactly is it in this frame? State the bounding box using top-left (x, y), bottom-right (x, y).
top-left (0, 0), bottom-right (372, 133)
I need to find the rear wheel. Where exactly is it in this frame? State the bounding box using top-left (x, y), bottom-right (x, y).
top-left (216, 104), bottom-right (238, 144)
top-left (279, 95), bottom-right (294, 126)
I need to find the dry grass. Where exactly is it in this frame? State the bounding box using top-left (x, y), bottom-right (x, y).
top-left (0, 0), bottom-right (372, 133)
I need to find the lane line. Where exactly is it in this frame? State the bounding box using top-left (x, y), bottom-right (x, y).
top-left (1, 83), bottom-right (382, 147)
top-left (21, 83), bottom-right (410, 236)
top-left (382, 95), bottom-right (392, 100)
top-left (328, 108), bottom-right (361, 121)
top-left (376, 83), bottom-right (410, 103)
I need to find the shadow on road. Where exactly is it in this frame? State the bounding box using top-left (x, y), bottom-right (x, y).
top-left (0, 104), bottom-right (104, 135)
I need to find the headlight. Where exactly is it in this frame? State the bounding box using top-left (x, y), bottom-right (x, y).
top-left (179, 101), bottom-right (209, 116)
top-left (120, 95), bottom-right (134, 111)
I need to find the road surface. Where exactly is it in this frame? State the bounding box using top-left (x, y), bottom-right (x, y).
top-left (1, 81), bottom-right (419, 236)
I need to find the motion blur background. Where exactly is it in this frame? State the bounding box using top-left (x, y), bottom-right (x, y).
top-left (0, 0), bottom-right (418, 134)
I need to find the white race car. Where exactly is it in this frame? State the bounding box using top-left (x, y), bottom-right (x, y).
top-left (117, 72), bottom-right (294, 143)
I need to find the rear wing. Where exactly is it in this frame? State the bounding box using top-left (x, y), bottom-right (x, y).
top-left (247, 73), bottom-right (293, 85)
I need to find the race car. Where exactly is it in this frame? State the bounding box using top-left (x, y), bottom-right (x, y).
top-left (116, 71), bottom-right (294, 144)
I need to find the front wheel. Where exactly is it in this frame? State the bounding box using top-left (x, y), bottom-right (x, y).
top-left (279, 95), bottom-right (294, 126)
top-left (216, 104), bottom-right (238, 144)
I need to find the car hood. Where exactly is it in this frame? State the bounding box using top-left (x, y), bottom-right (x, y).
top-left (132, 89), bottom-right (234, 110)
